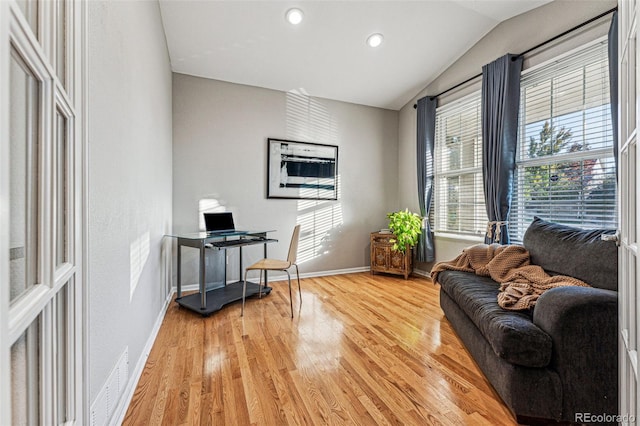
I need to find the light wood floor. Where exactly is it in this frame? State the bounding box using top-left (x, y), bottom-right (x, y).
top-left (123, 272), bottom-right (517, 425)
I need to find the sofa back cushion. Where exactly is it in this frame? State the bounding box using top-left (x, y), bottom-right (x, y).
top-left (522, 217), bottom-right (618, 291)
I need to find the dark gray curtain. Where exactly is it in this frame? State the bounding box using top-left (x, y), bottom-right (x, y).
top-left (416, 96), bottom-right (436, 262)
top-left (482, 54), bottom-right (523, 244)
top-left (609, 11), bottom-right (618, 181)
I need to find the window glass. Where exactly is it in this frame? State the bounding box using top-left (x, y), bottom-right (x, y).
top-left (510, 41), bottom-right (617, 241)
top-left (434, 93), bottom-right (487, 236)
top-left (15, 0), bottom-right (38, 39)
top-left (56, 285), bottom-right (70, 423)
top-left (55, 107), bottom-right (68, 267)
top-left (9, 46), bottom-right (40, 303)
top-left (55, 0), bottom-right (66, 88)
top-left (11, 316), bottom-right (41, 425)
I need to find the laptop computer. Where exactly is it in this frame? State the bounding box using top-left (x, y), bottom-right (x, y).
top-left (204, 212), bottom-right (235, 233)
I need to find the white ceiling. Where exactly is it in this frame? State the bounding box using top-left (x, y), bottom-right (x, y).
top-left (159, 0), bottom-right (551, 110)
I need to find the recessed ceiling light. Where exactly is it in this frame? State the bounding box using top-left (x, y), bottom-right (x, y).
top-left (286, 8), bottom-right (304, 25)
top-left (367, 33), bottom-right (384, 48)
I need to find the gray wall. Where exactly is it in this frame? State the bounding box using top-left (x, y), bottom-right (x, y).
top-left (87, 0), bottom-right (173, 403)
top-left (172, 74), bottom-right (398, 282)
top-left (83, 0), bottom-right (616, 407)
top-left (398, 0), bottom-right (616, 268)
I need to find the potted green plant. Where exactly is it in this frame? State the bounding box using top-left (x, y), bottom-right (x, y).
top-left (386, 209), bottom-right (422, 253)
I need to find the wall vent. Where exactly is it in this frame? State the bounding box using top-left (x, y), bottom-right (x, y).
top-left (90, 347), bottom-right (129, 426)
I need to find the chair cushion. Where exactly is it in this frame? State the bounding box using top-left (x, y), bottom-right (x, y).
top-left (439, 270), bottom-right (552, 368)
top-left (522, 217), bottom-right (618, 291)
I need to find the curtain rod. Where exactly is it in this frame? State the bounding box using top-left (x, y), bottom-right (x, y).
top-left (413, 6), bottom-right (618, 109)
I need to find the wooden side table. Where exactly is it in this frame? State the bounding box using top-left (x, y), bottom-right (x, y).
top-left (370, 232), bottom-right (412, 279)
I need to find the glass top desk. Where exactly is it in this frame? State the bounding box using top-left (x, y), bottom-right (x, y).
top-left (167, 230), bottom-right (277, 316)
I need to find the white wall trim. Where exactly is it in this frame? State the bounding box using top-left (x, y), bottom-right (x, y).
top-left (109, 290), bottom-right (173, 426)
top-left (174, 266), bottom-right (372, 293)
top-left (413, 268), bottom-right (431, 278)
top-left (80, 0), bottom-right (90, 420)
top-left (0, 0), bottom-right (9, 420)
top-left (296, 266), bottom-right (370, 280)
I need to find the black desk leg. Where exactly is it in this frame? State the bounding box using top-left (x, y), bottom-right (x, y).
top-left (239, 246), bottom-right (243, 282)
top-left (177, 241), bottom-right (182, 299)
top-left (223, 248), bottom-right (227, 286)
top-left (264, 242), bottom-right (268, 285)
top-left (200, 243), bottom-right (206, 309)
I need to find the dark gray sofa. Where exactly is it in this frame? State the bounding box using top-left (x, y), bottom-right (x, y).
top-left (437, 217), bottom-right (618, 424)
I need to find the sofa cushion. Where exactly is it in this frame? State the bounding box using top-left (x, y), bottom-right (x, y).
top-left (438, 270), bottom-right (552, 368)
top-left (523, 217), bottom-right (618, 291)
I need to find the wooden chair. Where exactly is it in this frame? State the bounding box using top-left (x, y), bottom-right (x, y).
top-left (241, 225), bottom-right (301, 318)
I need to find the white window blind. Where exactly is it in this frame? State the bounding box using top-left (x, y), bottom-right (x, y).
top-left (510, 40), bottom-right (617, 241)
top-left (433, 92), bottom-right (487, 236)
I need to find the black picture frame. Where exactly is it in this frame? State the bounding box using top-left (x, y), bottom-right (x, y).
top-left (267, 138), bottom-right (339, 200)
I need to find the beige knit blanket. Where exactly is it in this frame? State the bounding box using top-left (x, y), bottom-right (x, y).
top-left (431, 244), bottom-right (590, 310)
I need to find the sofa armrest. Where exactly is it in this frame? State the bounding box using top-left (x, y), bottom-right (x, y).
top-left (533, 286), bottom-right (618, 420)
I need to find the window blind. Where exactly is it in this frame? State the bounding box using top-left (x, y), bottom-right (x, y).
top-left (433, 92), bottom-right (487, 236)
top-left (510, 40), bottom-right (617, 241)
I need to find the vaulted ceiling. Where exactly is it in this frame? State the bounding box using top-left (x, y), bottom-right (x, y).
top-left (159, 0), bottom-right (552, 110)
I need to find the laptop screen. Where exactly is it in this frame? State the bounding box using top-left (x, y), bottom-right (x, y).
top-left (204, 212), bottom-right (235, 233)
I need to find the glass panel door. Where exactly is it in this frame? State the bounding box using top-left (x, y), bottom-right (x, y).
top-left (1, 1), bottom-right (83, 424)
top-left (619, 1), bottom-right (639, 422)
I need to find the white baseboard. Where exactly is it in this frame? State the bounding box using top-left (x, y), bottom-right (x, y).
top-left (297, 266), bottom-right (370, 280)
top-left (110, 290), bottom-right (173, 426)
top-left (172, 266), bottom-right (371, 293)
top-left (413, 268), bottom-right (431, 278)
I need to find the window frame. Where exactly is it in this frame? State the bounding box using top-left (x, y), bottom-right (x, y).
top-left (509, 37), bottom-right (617, 242)
top-left (432, 90), bottom-right (487, 238)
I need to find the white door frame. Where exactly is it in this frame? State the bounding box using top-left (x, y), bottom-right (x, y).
top-left (0, 1), bottom-right (11, 423)
top-left (0, 0), bottom-right (86, 424)
top-left (618, 0), bottom-right (639, 422)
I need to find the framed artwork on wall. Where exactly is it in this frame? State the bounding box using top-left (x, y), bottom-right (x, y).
top-left (267, 138), bottom-right (339, 200)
